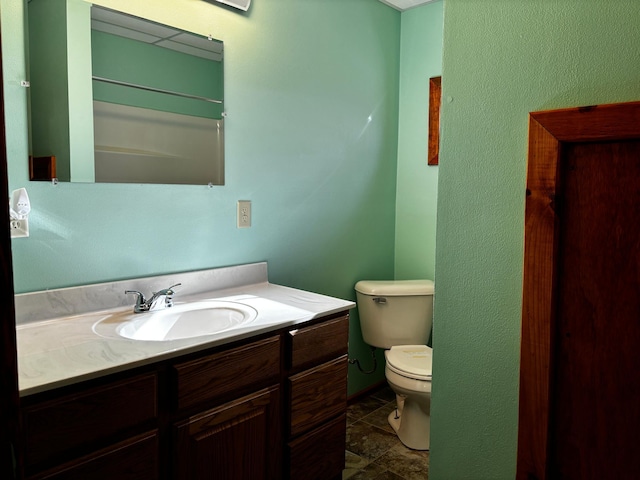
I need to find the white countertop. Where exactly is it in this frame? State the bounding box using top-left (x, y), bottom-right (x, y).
top-left (16, 264), bottom-right (355, 396)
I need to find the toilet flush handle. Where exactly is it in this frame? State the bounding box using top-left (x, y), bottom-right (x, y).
top-left (373, 297), bottom-right (387, 304)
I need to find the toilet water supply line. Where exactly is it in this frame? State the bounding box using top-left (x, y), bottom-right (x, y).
top-left (349, 346), bottom-right (378, 374)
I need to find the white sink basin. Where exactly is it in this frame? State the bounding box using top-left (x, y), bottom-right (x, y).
top-left (93, 301), bottom-right (258, 341)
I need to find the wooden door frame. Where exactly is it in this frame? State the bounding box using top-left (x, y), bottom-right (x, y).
top-left (0, 23), bottom-right (21, 479)
top-left (517, 101), bottom-right (640, 480)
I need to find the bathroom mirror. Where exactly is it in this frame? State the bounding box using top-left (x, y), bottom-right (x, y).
top-left (27, 1), bottom-right (225, 185)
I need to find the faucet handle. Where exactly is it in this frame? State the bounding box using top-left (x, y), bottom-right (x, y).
top-left (125, 290), bottom-right (148, 313)
top-left (162, 283), bottom-right (181, 308)
top-left (153, 283), bottom-right (181, 298)
top-left (125, 289), bottom-right (145, 302)
top-left (164, 283), bottom-right (181, 295)
top-left (149, 283), bottom-right (182, 310)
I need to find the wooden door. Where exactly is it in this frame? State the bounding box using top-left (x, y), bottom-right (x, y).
top-left (518, 102), bottom-right (640, 480)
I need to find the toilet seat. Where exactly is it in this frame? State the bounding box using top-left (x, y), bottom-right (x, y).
top-left (385, 345), bottom-right (432, 381)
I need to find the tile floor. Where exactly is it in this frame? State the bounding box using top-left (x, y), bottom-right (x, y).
top-left (343, 384), bottom-right (429, 480)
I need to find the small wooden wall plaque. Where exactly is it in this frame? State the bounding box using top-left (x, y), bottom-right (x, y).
top-left (428, 76), bottom-right (441, 166)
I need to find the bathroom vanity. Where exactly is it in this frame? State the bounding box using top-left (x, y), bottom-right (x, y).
top-left (15, 263), bottom-right (353, 480)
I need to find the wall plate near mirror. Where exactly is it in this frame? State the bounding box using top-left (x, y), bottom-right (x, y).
top-left (27, 0), bottom-right (225, 185)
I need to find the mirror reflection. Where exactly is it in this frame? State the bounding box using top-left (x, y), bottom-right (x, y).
top-left (27, 1), bottom-right (225, 185)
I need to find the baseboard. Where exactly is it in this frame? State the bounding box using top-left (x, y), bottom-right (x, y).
top-left (347, 379), bottom-right (388, 405)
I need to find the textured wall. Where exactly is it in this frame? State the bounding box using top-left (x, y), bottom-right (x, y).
top-left (2, 0), bottom-right (401, 395)
top-left (395, 1), bottom-right (442, 282)
top-left (430, 1), bottom-right (640, 478)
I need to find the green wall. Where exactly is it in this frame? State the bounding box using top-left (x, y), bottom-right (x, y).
top-left (3, 0), bottom-right (401, 396)
top-left (395, 1), bottom-right (442, 281)
top-left (430, 1), bottom-right (640, 478)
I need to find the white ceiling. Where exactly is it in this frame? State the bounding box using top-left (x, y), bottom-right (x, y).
top-left (378, 0), bottom-right (438, 11)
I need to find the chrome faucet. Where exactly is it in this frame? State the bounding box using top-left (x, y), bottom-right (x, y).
top-left (125, 283), bottom-right (181, 313)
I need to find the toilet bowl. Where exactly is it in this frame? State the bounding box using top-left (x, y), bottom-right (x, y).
top-left (354, 279), bottom-right (434, 451)
top-left (384, 345), bottom-right (432, 450)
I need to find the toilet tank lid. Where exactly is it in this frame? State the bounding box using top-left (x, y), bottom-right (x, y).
top-left (355, 279), bottom-right (434, 296)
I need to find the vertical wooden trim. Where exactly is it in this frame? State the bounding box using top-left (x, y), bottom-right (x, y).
top-left (428, 76), bottom-right (441, 166)
top-left (517, 117), bottom-right (562, 480)
top-left (0, 25), bottom-right (21, 480)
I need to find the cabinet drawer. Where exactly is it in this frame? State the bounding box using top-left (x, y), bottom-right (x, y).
top-left (288, 355), bottom-right (347, 437)
top-left (28, 430), bottom-right (159, 480)
top-left (173, 335), bottom-right (280, 411)
top-left (288, 314), bottom-right (349, 372)
top-left (287, 414), bottom-right (346, 480)
top-left (23, 373), bottom-right (158, 470)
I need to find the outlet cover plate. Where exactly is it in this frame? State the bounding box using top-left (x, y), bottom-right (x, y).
top-left (10, 218), bottom-right (29, 238)
top-left (237, 200), bottom-right (251, 228)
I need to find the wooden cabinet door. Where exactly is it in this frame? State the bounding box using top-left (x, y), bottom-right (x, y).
top-left (22, 373), bottom-right (158, 474)
top-left (287, 414), bottom-right (346, 480)
top-left (173, 386), bottom-right (281, 480)
top-left (26, 431), bottom-right (158, 480)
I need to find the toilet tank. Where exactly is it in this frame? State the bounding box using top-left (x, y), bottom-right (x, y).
top-left (355, 280), bottom-right (434, 349)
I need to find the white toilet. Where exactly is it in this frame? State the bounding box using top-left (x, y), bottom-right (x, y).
top-left (355, 279), bottom-right (434, 451)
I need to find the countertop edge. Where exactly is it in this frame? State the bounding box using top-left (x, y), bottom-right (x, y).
top-left (17, 277), bottom-right (355, 397)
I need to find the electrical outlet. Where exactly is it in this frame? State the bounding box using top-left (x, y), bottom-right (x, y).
top-left (10, 217), bottom-right (29, 238)
top-left (237, 200), bottom-right (251, 228)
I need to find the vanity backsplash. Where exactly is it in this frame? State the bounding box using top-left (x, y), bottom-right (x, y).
top-left (15, 262), bottom-right (268, 325)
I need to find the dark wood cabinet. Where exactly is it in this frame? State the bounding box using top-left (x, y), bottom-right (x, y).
top-left (172, 335), bottom-right (280, 412)
top-left (20, 312), bottom-right (350, 480)
top-left (171, 336), bottom-right (282, 480)
top-left (288, 315), bottom-right (349, 372)
top-left (173, 386), bottom-right (280, 480)
top-left (22, 372), bottom-right (158, 477)
top-left (27, 431), bottom-right (159, 480)
top-left (288, 356), bottom-right (348, 438)
top-left (285, 314), bottom-right (349, 480)
top-left (288, 415), bottom-right (346, 480)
